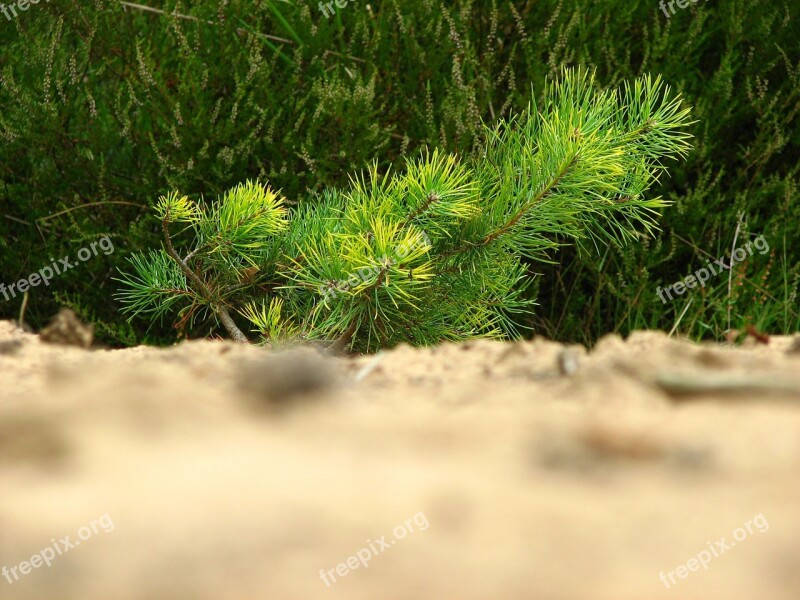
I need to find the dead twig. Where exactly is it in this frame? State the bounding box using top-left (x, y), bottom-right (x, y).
top-left (118, 1), bottom-right (294, 44)
top-left (655, 371), bottom-right (800, 399)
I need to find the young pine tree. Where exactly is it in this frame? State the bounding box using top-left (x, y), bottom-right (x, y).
top-left (116, 68), bottom-right (693, 352)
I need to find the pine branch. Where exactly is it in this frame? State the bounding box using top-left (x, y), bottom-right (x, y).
top-left (117, 68), bottom-right (694, 352)
top-left (483, 152), bottom-right (580, 246)
top-left (160, 212), bottom-right (249, 343)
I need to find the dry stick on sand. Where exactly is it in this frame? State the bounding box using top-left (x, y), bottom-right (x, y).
top-left (656, 371), bottom-right (800, 400)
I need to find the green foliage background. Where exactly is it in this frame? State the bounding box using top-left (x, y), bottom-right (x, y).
top-left (1, 0), bottom-right (798, 345)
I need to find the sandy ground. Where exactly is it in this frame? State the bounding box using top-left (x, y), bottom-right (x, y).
top-left (1, 317), bottom-right (799, 599)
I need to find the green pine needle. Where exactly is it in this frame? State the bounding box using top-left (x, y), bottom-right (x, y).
top-left (116, 67), bottom-right (694, 352)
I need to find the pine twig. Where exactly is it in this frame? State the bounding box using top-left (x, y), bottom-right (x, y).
top-left (161, 217), bottom-right (248, 343)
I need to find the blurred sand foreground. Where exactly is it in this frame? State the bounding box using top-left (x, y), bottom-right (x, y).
top-left (0, 319), bottom-right (799, 600)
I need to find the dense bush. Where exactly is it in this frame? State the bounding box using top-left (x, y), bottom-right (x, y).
top-left (1, 0), bottom-right (797, 345)
top-left (530, 0), bottom-right (800, 343)
top-left (116, 70), bottom-right (693, 351)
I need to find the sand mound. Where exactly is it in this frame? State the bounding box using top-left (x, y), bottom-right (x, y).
top-left (1, 320), bottom-right (799, 599)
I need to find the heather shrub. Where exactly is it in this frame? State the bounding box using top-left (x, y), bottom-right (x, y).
top-left (1, 0), bottom-right (797, 344)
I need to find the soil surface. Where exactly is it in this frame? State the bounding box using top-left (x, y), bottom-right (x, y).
top-left (1, 319), bottom-right (799, 599)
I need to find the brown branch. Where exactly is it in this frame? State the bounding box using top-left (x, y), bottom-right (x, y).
top-left (402, 192), bottom-right (440, 229)
top-left (330, 319), bottom-right (359, 354)
top-left (161, 216), bottom-right (249, 343)
top-left (481, 152), bottom-right (579, 246)
top-left (440, 153), bottom-right (580, 259)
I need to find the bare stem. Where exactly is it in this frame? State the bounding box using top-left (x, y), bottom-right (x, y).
top-left (331, 319), bottom-right (359, 354)
top-left (161, 217), bottom-right (249, 343)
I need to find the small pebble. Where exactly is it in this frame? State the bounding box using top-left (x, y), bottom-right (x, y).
top-left (557, 348), bottom-right (580, 376)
